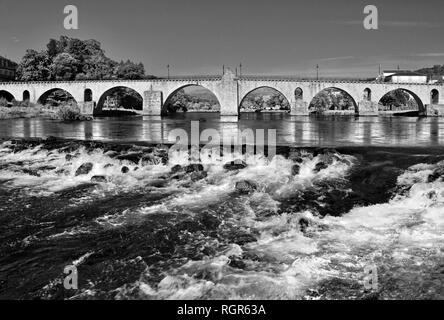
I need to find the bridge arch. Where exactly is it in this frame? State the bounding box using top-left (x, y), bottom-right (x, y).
top-left (431, 89), bottom-right (439, 104)
top-left (309, 87), bottom-right (358, 114)
top-left (239, 86), bottom-right (291, 112)
top-left (96, 86), bottom-right (143, 115)
top-left (37, 88), bottom-right (76, 106)
top-left (162, 84), bottom-right (221, 115)
top-left (378, 88), bottom-right (425, 114)
top-left (0, 90), bottom-right (15, 103)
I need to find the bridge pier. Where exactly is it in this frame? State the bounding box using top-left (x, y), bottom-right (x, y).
top-left (218, 69), bottom-right (239, 117)
top-left (143, 90), bottom-right (162, 115)
top-left (426, 104), bottom-right (444, 116)
top-left (291, 100), bottom-right (309, 115)
top-left (78, 102), bottom-right (94, 116)
top-left (357, 100), bottom-right (379, 116)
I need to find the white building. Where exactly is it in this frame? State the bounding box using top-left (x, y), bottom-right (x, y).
top-left (382, 70), bottom-right (428, 83)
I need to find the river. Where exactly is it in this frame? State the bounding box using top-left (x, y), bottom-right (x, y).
top-left (0, 113), bottom-right (443, 299)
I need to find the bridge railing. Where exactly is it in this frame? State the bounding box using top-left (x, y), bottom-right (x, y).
top-left (0, 75), bottom-right (442, 86)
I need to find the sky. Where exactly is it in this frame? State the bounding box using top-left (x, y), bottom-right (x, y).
top-left (1, 0), bottom-right (444, 78)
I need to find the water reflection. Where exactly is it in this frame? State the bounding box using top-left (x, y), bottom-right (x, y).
top-left (1, 113), bottom-right (444, 147)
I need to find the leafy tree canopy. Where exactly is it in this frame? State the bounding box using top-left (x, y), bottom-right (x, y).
top-left (16, 36), bottom-right (153, 81)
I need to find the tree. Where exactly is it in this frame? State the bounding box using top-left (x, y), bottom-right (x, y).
top-left (50, 53), bottom-right (80, 80)
top-left (114, 60), bottom-right (145, 80)
top-left (16, 36), bottom-right (148, 81)
top-left (16, 49), bottom-right (51, 81)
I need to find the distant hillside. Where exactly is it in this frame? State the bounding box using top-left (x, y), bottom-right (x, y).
top-left (415, 65), bottom-right (444, 78)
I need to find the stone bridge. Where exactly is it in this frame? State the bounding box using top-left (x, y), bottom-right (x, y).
top-left (1, 69), bottom-right (443, 117)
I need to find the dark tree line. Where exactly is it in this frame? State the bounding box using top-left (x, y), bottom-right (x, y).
top-left (16, 36), bottom-right (154, 81)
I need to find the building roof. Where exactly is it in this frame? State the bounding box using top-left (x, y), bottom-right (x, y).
top-left (385, 72), bottom-right (426, 77)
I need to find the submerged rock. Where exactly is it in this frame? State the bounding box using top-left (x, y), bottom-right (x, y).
top-left (65, 154), bottom-right (73, 161)
top-left (291, 164), bottom-right (301, 176)
top-left (121, 166), bottom-right (130, 174)
top-left (314, 162), bottom-right (328, 173)
top-left (224, 160), bottom-right (247, 171)
top-left (91, 175), bottom-right (107, 183)
top-left (190, 171), bottom-right (207, 182)
top-left (103, 163), bottom-right (114, 169)
top-left (75, 162), bottom-right (93, 176)
top-left (235, 180), bottom-right (258, 194)
top-left (116, 152), bottom-right (143, 164)
top-left (289, 149), bottom-right (304, 163)
top-left (147, 179), bottom-right (167, 188)
top-left (104, 150), bottom-right (119, 158)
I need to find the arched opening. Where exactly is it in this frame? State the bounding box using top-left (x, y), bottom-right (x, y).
top-left (309, 87), bottom-right (358, 115)
top-left (23, 90), bottom-right (30, 101)
top-left (378, 89), bottom-right (424, 116)
top-left (37, 88), bottom-right (76, 106)
top-left (295, 87), bottom-right (303, 100)
top-left (96, 86), bottom-right (143, 116)
top-left (431, 89), bottom-right (439, 104)
top-left (239, 87), bottom-right (290, 113)
top-left (162, 85), bottom-right (220, 116)
top-left (84, 89), bottom-right (93, 102)
top-left (0, 90), bottom-right (15, 106)
top-left (364, 88), bottom-right (372, 101)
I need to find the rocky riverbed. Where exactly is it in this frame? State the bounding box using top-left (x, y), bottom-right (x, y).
top-left (0, 138), bottom-right (443, 299)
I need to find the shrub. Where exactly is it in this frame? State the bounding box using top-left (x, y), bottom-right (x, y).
top-left (56, 104), bottom-right (91, 121)
top-left (0, 97), bottom-right (9, 107)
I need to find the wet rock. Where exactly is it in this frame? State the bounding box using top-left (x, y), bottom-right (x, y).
top-left (121, 166), bottom-right (130, 174)
top-left (289, 149), bottom-right (304, 163)
top-left (104, 150), bottom-right (119, 158)
top-left (133, 167), bottom-right (139, 171)
top-left (427, 167), bottom-right (444, 183)
top-left (228, 256), bottom-right (247, 269)
top-left (224, 160), bottom-right (247, 171)
top-left (116, 152), bottom-right (143, 164)
top-left (141, 154), bottom-right (157, 165)
top-left (185, 163), bottom-right (204, 173)
top-left (291, 164), bottom-right (301, 176)
top-left (299, 218), bottom-right (310, 232)
top-left (314, 162), bottom-right (328, 173)
top-left (37, 165), bottom-right (57, 171)
top-left (171, 164), bottom-right (183, 174)
top-left (22, 168), bottom-right (41, 177)
top-left (190, 171), bottom-right (207, 182)
top-left (198, 212), bottom-right (221, 230)
top-left (91, 175), bottom-right (108, 183)
top-left (235, 180), bottom-right (258, 194)
top-left (103, 163), bottom-right (114, 169)
top-left (230, 232), bottom-right (257, 245)
top-left (75, 162), bottom-right (93, 176)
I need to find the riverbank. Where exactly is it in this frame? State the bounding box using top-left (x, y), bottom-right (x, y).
top-left (0, 105), bottom-right (92, 121)
top-left (0, 106), bottom-right (58, 120)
